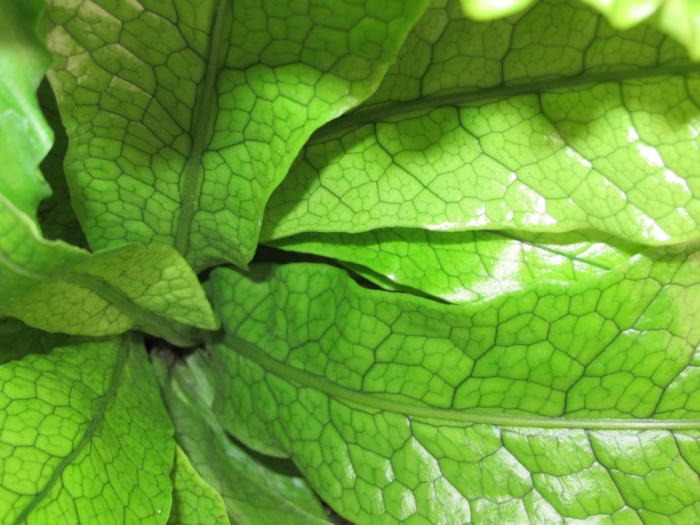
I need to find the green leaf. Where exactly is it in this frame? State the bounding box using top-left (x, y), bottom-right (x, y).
top-left (263, 0), bottom-right (700, 246)
top-left (0, 199), bottom-right (218, 343)
top-left (168, 446), bottom-right (228, 525)
top-left (0, 0), bottom-right (52, 222)
top-left (43, 0), bottom-right (427, 270)
top-left (1, 2), bottom-right (217, 343)
top-left (270, 230), bottom-right (647, 303)
top-left (0, 335), bottom-right (174, 524)
top-left (156, 352), bottom-right (330, 525)
top-left (204, 255), bottom-right (700, 523)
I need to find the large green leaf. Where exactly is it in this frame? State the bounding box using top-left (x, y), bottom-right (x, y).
top-left (168, 446), bottom-right (228, 525)
top-left (270, 229), bottom-right (647, 303)
top-left (0, 336), bottom-right (174, 524)
top-left (43, 0), bottom-right (427, 270)
top-left (156, 352), bottom-right (330, 525)
top-left (263, 0), bottom-right (700, 246)
top-left (204, 256), bottom-right (700, 523)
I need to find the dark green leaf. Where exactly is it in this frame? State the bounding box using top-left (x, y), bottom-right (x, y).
top-left (37, 80), bottom-right (87, 247)
top-left (0, 317), bottom-right (90, 365)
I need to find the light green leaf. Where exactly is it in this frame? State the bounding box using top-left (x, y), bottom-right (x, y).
top-left (459, 0), bottom-right (533, 19)
top-left (168, 446), bottom-right (228, 525)
top-left (574, 0), bottom-right (664, 29)
top-left (0, 0), bottom-right (52, 221)
top-left (43, 0), bottom-right (427, 270)
top-left (270, 230), bottom-right (647, 303)
top-left (461, 0), bottom-right (700, 60)
top-left (651, 0), bottom-right (700, 60)
top-left (0, 336), bottom-right (174, 525)
top-left (0, 198), bottom-right (218, 343)
top-left (156, 352), bottom-right (330, 525)
top-left (204, 255), bottom-right (700, 523)
top-left (263, 0), bottom-right (700, 246)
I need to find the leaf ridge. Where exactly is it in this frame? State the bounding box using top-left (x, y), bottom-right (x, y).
top-left (315, 62), bottom-right (700, 140)
top-left (223, 334), bottom-right (700, 431)
top-left (493, 231), bottom-right (619, 271)
top-left (63, 273), bottom-right (201, 347)
top-left (174, 0), bottom-right (234, 256)
top-left (10, 338), bottom-right (130, 525)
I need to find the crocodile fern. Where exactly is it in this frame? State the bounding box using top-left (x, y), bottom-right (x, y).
top-left (1, 0), bottom-right (699, 523)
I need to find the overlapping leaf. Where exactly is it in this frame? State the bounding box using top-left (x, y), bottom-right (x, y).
top-left (0, 1), bottom-right (218, 343)
top-left (0, 336), bottom-right (174, 525)
top-left (0, 203), bottom-right (218, 343)
top-left (156, 353), bottom-right (330, 525)
top-left (43, 0), bottom-right (427, 270)
top-left (271, 230), bottom-right (647, 303)
top-left (204, 256), bottom-right (700, 523)
top-left (263, 0), bottom-right (700, 246)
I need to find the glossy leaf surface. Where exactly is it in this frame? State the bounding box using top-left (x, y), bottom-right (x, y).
top-left (205, 258), bottom-right (700, 523)
top-left (0, 336), bottom-right (174, 524)
top-left (3, 1), bottom-right (700, 524)
top-left (264, 0), bottom-right (700, 246)
top-left (0, 3), bottom-right (217, 343)
top-left (270, 230), bottom-right (647, 303)
top-left (43, 0), bottom-right (427, 269)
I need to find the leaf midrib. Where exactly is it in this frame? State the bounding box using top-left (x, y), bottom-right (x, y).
top-left (493, 231), bottom-right (623, 271)
top-left (223, 334), bottom-right (700, 431)
top-left (12, 339), bottom-right (130, 525)
top-left (64, 273), bottom-right (199, 347)
top-left (313, 62), bottom-right (700, 141)
top-left (173, 0), bottom-right (233, 256)
top-left (0, 244), bottom-right (199, 346)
